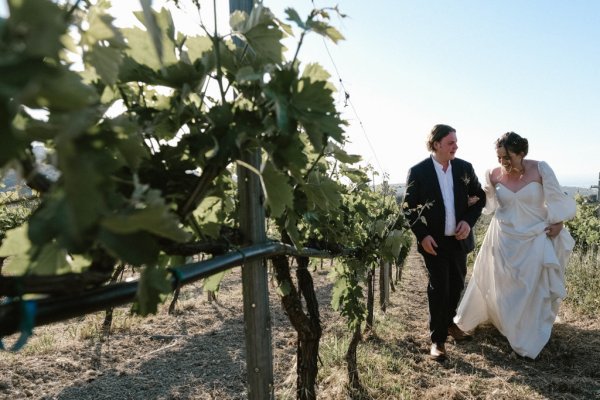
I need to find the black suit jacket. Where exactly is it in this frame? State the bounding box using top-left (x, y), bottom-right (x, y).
top-left (403, 157), bottom-right (486, 253)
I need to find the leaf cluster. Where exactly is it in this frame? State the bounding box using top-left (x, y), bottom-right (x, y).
top-left (565, 196), bottom-right (600, 252)
top-left (0, 0), bottom-right (412, 330)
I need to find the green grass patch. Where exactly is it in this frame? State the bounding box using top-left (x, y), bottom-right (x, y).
top-left (565, 249), bottom-right (600, 316)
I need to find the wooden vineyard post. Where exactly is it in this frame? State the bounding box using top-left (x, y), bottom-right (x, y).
top-left (379, 180), bottom-right (391, 311)
top-left (592, 172), bottom-right (600, 216)
top-left (237, 148), bottom-right (274, 399)
top-left (229, 1), bottom-right (274, 399)
top-left (379, 259), bottom-right (390, 312)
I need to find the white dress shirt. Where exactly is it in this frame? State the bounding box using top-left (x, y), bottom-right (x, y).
top-left (431, 155), bottom-right (456, 236)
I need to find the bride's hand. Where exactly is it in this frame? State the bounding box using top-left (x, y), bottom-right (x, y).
top-left (467, 196), bottom-right (479, 207)
top-left (544, 222), bottom-right (563, 238)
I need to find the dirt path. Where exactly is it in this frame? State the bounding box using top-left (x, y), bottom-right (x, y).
top-left (379, 248), bottom-right (600, 399)
top-left (0, 248), bottom-right (599, 399)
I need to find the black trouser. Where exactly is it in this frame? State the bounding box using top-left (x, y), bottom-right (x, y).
top-left (421, 236), bottom-right (467, 344)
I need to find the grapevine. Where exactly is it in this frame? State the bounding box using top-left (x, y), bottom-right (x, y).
top-left (0, 1), bottom-right (412, 397)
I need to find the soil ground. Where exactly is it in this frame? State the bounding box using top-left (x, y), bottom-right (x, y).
top-left (1, 246), bottom-right (599, 399)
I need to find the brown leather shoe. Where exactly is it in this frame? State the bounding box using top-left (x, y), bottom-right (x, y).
top-left (448, 324), bottom-right (472, 341)
top-left (430, 342), bottom-right (446, 360)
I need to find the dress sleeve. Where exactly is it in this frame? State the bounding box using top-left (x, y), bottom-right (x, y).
top-left (538, 161), bottom-right (576, 223)
top-left (483, 169), bottom-right (497, 215)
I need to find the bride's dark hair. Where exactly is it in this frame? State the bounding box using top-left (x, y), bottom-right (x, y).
top-left (496, 132), bottom-right (529, 156)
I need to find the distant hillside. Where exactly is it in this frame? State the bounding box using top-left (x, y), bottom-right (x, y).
top-left (562, 186), bottom-right (597, 200)
top-left (1, 145), bottom-right (59, 196)
top-left (1, 170), bottom-right (33, 196)
top-left (390, 183), bottom-right (406, 200)
top-left (387, 183), bottom-right (597, 202)
top-left (1, 169), bottom-right (19, 191)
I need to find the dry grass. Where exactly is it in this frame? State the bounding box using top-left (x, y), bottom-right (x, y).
top-left (315, 249), bottom-right (600, 399)
top-left (565, 249), bottom-right (600, 316)
top-left (1, 246), bottom-right (599, 399)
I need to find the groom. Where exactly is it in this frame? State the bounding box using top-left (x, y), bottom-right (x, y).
top-left (403, 124), bottom-right (486, 361)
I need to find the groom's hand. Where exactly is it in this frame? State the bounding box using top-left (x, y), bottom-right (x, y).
top-left (455, 221), bottom-right (471, 240)
top-left (421, 235), bottom-right (438, 256)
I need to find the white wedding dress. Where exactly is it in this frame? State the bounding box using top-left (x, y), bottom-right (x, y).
top-left (454, 161), bottom-right (576, 359)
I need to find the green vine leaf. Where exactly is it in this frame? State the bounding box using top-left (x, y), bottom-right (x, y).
top-left (277, 279), bottom-right (292, 296)
top-left (373, 220), bottom-right (387, 239)
top-left (0, 224), bottom-right (31, 275)
top-left (193, 196), bottom-right (225, 239)
top-left (83, 2), bottom-right (126, 46)
top-left (82, 4), bottom-right (126, 85)
top-left (101, 190), bottom-right (191, 243)
top-left (306, 20), bottom-right (345, 44)
top-left (136, 2), bottom-right (178, 66)
top-left (29, 242), bottom-right (70, 276)
top-left (231, 5), bottom-right (286, 64)
top-left (382, 229), bottom-right (404, 261)
top-left (328, 142), bottom-right (361, 164)
top-left (98, 228), bottom-right (160, 266)
top-left (285, 214), bottom-right (301, 248)
top-left (110, 116), bottom-right (148, 170)
top-left (23, 69), bottom-right (99, 112)
top-left (204, 271), bottom-right (227, 292)
top-left (236, 66), bottom-right (263, 83)
top-left (122, 27), bottom-right (164, 70)
top-left (331, 274), bottom-right (347, 311)
top-left (185, 36), bottom-right (213, 63)
top-left (7, 0), bottom-right (66, 58)
top-left (291, 68), bottom-right (345, 146)
top-left (264, 69), bottom-right (294, 134)
top-left (86, 45), bottom-right (124, 86)
top-left (284, 8), bottom-right (305, 29)
top-left (303, 172), bottom-right (341, 212)
top-left (133, 264), bottom-right (172, 316)
top-left (302, 63), bottom-right (335, 91)
top-left (262, 161), bottom-right (294, 218)
top-left (340, 166), bottom-right (368, 184)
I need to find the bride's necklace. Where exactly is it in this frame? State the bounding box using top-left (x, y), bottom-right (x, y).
top-left (506, 162), bottom-right (525, 178)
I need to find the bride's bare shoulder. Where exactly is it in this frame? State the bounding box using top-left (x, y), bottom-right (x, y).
top-left (488, 167), bottom-right (502, 184)
top-left (525, 159), bottom-right (542, 181)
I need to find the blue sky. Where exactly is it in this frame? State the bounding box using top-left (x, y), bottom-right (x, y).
top-left (2, 1), bottom-right (598, 187)
top-left (266, 1), bottom-right (600, 187)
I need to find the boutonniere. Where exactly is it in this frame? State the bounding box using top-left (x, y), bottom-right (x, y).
top-left (461, 174), bottom-right (471, 186)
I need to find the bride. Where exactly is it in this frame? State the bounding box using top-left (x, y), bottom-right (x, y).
top-left (454, 131), bottom-right (576, 359)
